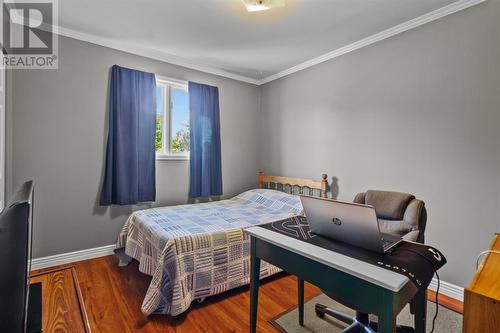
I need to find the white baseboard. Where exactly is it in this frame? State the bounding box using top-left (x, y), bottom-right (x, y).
top-left (31, 244), bottom-right (116, 271)
top-left (30, 244), bottom-right (465, 303)
top-left (428, 277), bottom-right (464, 302)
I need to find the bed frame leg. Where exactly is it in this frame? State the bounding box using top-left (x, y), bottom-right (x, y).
top-left (114, 248), bottom-right (132, 267)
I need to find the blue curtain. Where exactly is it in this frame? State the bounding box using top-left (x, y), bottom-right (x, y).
top-left (100, 65), bottom-right (157, 205)
top-left (189, 81), bottom-right (223, 197)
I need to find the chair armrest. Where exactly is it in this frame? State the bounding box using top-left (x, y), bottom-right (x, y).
top-left (403, 199), bottom-right (427, 233)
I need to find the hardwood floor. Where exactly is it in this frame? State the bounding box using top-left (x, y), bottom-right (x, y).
top-left (30, 266), bottom-right (91, 332)
top-left (36, 256), bottom-right (321, 332)
top-left (31, 255), bottom-right (463, 332)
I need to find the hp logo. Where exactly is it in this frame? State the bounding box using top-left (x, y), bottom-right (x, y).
top-left (332, 217), bottom-right (342, 226)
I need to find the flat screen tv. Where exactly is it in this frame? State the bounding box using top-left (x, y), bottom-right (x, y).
top-left (0, 181), bottom-right (41, 332)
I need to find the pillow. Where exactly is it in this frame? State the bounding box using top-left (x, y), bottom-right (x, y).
top-left (235, 189), bottom-right (303, 215)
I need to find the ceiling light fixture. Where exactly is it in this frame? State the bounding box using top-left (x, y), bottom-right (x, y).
top-left (241, 0), bottom-right (285, 12)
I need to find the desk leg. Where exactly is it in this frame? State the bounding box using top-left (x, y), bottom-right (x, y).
top-left (250, 237), bottom-right (261, 333)
top-left (378, 302), bottom-right (396, 333)
top-left (297, 277), bottom-right (304, 326)
top-left (414, 289), bottom-right (427, 333)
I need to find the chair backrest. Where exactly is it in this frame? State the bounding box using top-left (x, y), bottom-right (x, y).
top-left (353, 190), bottom-right (427, 243)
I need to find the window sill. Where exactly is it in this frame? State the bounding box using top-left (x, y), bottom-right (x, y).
top-left (156, 154), bottom-right (190, 161)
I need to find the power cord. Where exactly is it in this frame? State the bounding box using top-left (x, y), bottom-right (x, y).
top-left (431, 271), bottom-right (440, 333)
top-left (393, 248), bottom-right (500, 333)
top-left (476, 250), bottom-right (500, 270)
top-left (396, 247), bottom-right (440, 333)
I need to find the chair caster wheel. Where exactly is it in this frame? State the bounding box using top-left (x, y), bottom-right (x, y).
top-left (315, 309), bottom-right (325, 318)
top-left (397, 326), bottom-right (415, 333)
top-left (314, 304), bottom-right (326, 318)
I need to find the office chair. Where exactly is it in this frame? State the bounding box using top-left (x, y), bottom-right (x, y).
top-left (315, 190), bottom-right (427, 333)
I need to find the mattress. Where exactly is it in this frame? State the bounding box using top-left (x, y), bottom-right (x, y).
top-left (116, 189), bottom-right (303, 316)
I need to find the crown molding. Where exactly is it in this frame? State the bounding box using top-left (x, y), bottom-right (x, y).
top-left (56, 26), bottom-right (262, 85)
top-left (5, 0), bottom-right (485, 85)
top-left (3, 7), bottom-right (261, 85)
top-left (260, 0), bottom-right (486, 84)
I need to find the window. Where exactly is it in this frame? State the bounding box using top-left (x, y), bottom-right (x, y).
top-left (155, 78), bottom-right (190, 159)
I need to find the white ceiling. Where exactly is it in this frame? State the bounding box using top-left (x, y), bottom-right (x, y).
top-left (52, 0), bottom-right (474, 83)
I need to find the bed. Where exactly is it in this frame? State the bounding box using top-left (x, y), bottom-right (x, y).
top-left (116, 170), bottom-right (328, 316)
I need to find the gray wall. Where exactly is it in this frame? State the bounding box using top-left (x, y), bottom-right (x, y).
top-left (260, 0), bottom-right (500, 287)
top-left (8, 36), bottom-right (261, 258)
top-left (8, 1), bottom-right (499, 288)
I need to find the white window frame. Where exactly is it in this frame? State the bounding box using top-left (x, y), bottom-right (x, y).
top-left (155, 76), bottom-right (189, 160)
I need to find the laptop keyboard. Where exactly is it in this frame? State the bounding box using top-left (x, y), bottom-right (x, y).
top-left (381, 239), bottom-right (393, 249)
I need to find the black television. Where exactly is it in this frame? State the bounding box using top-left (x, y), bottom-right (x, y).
top-left (0, 181), bottom-right (41, 332)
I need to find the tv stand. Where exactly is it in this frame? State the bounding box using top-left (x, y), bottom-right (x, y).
top-left (27, 282), bottom-right (42, 333)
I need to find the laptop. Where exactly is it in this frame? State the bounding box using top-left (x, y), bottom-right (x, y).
top-left (300, 196), bottom-right (403, 253)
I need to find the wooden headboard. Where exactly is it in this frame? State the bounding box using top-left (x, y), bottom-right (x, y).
top-left (258, 169), bottom-right (328, 198)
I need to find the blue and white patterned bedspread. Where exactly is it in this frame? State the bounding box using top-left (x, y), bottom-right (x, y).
top-left (116, 189), bottom-right (303, 316)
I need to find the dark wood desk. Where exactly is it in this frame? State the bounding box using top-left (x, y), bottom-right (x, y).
top-left (247, 227), bottom-right (426, 333)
